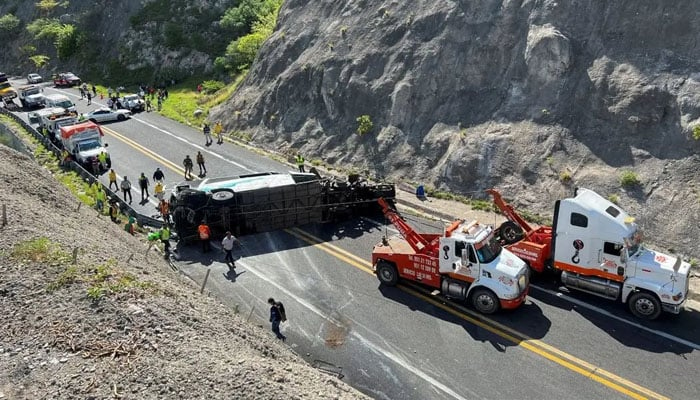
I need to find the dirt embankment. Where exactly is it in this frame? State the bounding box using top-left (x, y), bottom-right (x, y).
top-left (0, 142), bottom-right (367, 399)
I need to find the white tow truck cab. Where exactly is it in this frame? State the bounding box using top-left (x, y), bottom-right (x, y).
top-left (553, 188), bottom-right (691, 319)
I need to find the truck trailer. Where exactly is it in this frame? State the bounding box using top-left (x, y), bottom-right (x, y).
top-left (170, 171), bottom-right (396, 241)
top-left (488, 188), bottom-right (691, 320)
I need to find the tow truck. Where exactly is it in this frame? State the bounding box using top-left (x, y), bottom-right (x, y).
top-left (488, 188), bottom-right (691, 320)
top-left (371, 198), bottom-right (529, 314)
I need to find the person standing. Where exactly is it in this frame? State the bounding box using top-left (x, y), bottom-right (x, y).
top-left (214, 120), bottom-right (224, 144)
top-left (91, 85), bottom-right (97, 97)
top-left (120, 176), bottom-right (133, 204)
top-left (152, 167), bottom-right (165, 182)
top-left (97, 151), bottom-right (108, 171)
top-left (198, 221), bottom-right (211, 253)
top-left (268, 298), bottom-right (287, 341)
top-left (154, 181), bottom-right (164, 201)
top-left (295, 153), bottom-right (305, 173)
top-left (95, 185), bottom-right (106, 213)
top-left (86, 90), bottom-right (92, 106)
top-left (202, 123), bottom-right (212, 146)
top-left (183, 155), bottom-right (194, 180)
top-left (160, 224), bottom-right (171, 255)
top-left (138, 172), bottom-right (150, 201)
top-left (108, 169), bottom-right (118, 191)
top-left (159, 199), bottom-right (170, 224)
top-left (196, 151), bottom-right (206, 176)
top-left (109, 199), bottom-right (119, 222)
top-left (221, 231), bottom-right (237, 269)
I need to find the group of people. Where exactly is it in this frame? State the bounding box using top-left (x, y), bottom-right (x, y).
top-left (183, 151), bottom-right (208, 180)
top-left (78, 83), bottom-right (96, 105)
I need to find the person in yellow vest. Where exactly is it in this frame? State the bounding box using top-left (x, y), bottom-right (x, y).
top-left (97, 151), bottom-right (108, 171)
top-left (95, 185), bottom-right (106, 213)
top-left (295, 153), bottom-right (305, 173)
top-left (154, 181), bottom-right (165, 201)
top-left (214, 120), bottom-right (224, 144)
top-left (108, 169), bottom-right (118, 191)
top-left (160, 224), bottom-right (171, 256)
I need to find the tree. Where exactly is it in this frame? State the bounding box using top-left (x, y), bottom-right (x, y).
top-left (0, 14), bottom-right (21, 37)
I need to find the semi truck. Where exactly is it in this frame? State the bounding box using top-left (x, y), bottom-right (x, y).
top-left (171, 171), bottom-right (396, 241)
top-left (371, 198), bottom-right (529, 314)
top-left (59, 121), bottom-right (110, 169)
top-left (488, 188), bottom-right (691, 320)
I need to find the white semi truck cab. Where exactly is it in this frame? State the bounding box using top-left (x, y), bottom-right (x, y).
top-left (552, 188), bottom-right (690, 319)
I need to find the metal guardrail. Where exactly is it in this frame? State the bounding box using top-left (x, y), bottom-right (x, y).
top-left (0, 105), bottom-right (163, 229)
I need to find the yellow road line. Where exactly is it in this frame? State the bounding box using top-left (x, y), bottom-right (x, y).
top-left (101, 126), bottom-right (185, 175)
top-left (287, 227), bottom-right (669, 400)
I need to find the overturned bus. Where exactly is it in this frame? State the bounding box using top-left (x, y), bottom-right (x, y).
top-left (170, 171), bottom-right (395, 242)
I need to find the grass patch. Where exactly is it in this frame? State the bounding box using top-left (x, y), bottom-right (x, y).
top-left (10, 237), bottom-right (71, 264)
top-left (559, 170), bottom-right (572, 182)
top-left (86, 259), bottom-right (154, 302)
top-left (47, 265), bottom-right (80, 292)
top-left (159, 73), bottom-right (246, 127)
top-left (607, 194), bottom-right (620, 204)
top-left (619, 170), bottom-right (641, 187)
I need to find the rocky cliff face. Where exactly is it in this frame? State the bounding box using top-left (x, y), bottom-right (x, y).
top-left (213, 0), bottom-right (700, 258)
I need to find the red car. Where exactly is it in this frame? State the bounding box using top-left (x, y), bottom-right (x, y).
top-left (53, 72), bottom-right (81, 87)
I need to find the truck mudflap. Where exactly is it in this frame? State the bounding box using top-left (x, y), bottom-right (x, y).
top-left (500, 287), bottom-right (528, 310)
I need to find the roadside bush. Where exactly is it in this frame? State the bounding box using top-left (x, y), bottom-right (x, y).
top-left (693, 125), bottom-right (700, 140)
top-left (201, 80), bottom-right (225, 94)
top-left (356, 115), bottom-right (373, 135)
top-left (559, 170), bottom-right (572, 182)
top-left (29, 54), bottom-right (50, 68)
top-left (619, 170), bottom-right (641, 187)
top-left (0, 13), bottom-right (21, 36)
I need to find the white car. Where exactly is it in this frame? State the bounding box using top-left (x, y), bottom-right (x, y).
top-left (84, 107), bottom-right (131, 123)
top-left (27, 73), bottom-right (43, 84)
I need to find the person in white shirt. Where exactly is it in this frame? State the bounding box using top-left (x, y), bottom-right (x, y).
top-left (221, 231), bottom-right (237, 269)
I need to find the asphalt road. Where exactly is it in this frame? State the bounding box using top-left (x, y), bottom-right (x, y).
top-left (7, 81), bottom-right (700, 400)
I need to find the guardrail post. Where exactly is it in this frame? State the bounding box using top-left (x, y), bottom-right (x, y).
top-left (1, 204), bottom-right (6, 227)
top-left (200, 268), bottom-right (211, 294)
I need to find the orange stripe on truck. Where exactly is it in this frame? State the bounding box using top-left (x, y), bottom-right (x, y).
top-left (554, 261), bottom-right (624, 282)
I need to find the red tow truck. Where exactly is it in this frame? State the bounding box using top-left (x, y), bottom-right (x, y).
top-left (371, 198), bottom-right (529, 314)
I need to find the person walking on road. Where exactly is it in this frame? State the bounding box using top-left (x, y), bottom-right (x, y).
top-left (183, 155), bottom-right (194, 180)
top-left (120, 176), bottom-right (133, 204)
top-left (203, 123), bottom-right (212, 146)
top-left (108, 169), bottom-right (118, 191)
top-left (86, 90), bottom-right (92, 106)
top-left (221, 231), bottom-right (237, 270)
top-left (268, 298), bottom-right (287, 341)
top-left (214, 120), bottom-right (224, 144)
top-left (138, 172), bottom-right (150, 201)
top-left (152, 167), bottom-right (165, 183)
top-left (198, 221), bottom-right (211, 253)
top-left (196, 151), bottom-right (206, 176)
top-left (295, 153), bottom-right (305, 173)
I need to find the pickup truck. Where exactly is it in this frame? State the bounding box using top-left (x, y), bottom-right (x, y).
top-left (53, 72), bottom-right (81, 87)
top-left (18, 85), bottom-right (45, 109)
top-left (120, 94), bottom-right (145, 112)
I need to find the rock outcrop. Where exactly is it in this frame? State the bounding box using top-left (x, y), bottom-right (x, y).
top-left (213, 0), bottom-right (700, 258)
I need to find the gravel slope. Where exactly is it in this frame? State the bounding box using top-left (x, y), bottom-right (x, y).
top-left (0, 142), bottom-right (368, 399)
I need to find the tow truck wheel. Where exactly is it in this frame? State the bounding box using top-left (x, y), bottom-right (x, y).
top-left (499, 221), bottom-right (524, 245)
top-left (471, 288), bottom-right (500, 314)
top-left (376, 260), bottom-right (398, 286)
top-left (628, 291), bottom-right (661, 320)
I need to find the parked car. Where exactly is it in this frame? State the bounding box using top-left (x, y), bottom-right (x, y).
top-left (84, 107), bottom-right (131, 123)
top-left (27, 73), bottom-right (43, 84)
top-left (53, 72), bottom-right (81, 87)
top-left (120, 94), bottom-right (145, 112)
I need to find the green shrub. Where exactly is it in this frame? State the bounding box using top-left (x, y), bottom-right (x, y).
top-left (693, 125), bottom-right (700, 140)
top-left (29, 54), bottom-right (50, 68)
top-left (356, 115), bottom-right (373, 135)
top-left (201, 80), bottom-right (225, 94)
top-left (607, 194), bottom-right (620, 204)
top-left (619, 170), bottom-right (641, 187)
top-left (0, 13), bottom-right (21, 36)
top-left (559, 170), bottom-right (572, 182)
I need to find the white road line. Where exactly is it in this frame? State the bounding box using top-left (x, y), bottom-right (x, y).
top-left (530, 284), bottom-right (700, 350)
top-left (208, 241), bottom-right (472, 400)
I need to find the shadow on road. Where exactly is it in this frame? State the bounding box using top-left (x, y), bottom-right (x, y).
top-left (529, 277), bottom-right (699, 355)
top-left (378, 283), bottom-right (552, 352)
